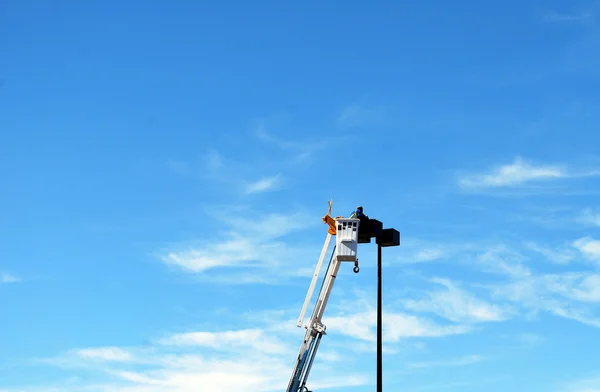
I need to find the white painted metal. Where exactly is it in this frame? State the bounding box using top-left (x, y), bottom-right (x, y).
top-left (297, 233), bottom-right (333, 328)
top-left (286, 217), bottom-right (361, 392)
top-left (335, 218), bottom-right (359, 261)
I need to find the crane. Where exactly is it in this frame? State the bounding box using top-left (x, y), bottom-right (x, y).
top-left (285, 201), bottom-right (381, 392)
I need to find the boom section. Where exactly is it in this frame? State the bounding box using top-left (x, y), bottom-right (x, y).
top-left (286, 218), bottom-right (360, 392)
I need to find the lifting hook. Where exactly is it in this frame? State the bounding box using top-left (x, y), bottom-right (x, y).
top-left (353, 261), bottom-right (360, 273)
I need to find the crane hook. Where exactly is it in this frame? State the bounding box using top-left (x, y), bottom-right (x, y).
top-left (353, 261), bottom-right (360, 273)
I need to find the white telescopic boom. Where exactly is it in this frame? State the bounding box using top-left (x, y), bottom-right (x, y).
top-left (286, 217), bottom-right (360, 392)
top-left (297, 233), bottom-right (333, 328)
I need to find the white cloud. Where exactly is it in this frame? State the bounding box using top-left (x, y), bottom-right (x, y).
top-left (543, 11), bottom-right (592, 22)
top-left (160, 236), bottom-right (277, 273)
top-left (158, 210), bottom-right (319, 281)
top-left (477, 245), bottom-right (531, 279)
top-left (1, 272), bottom-right (20, 283)
top-left (254, 121), bottom-right (339, 164)
top-left (166, 159), bottom-right (190, 175)
top-left (573, 237), bottom-right (600, 263)
top-left (168, 150), bottom-right (223, 178)
top-left (158, 329), bottom-right (289, 355)
top-left (396, 242), bottom-right (600, 329)
top-left (316, 350), bottom-right (344, 362)
top-left (219, 211), bottom-right (312, 239)
top-left (408, 354), bottom-right (484, 369)
top-left (384, 312), bottom-right (472, 340)
top-left (324, 308), bottom-right (471, 343)
top-left (412, 248), bottom-right (445, 262)
top-left (387, 238), bottom-right (600, 329)
top-left (168, 149), bottom-right (291, 197)
top-left (578, 208), bottom-right (600, 227)
top-left (255, 124), bottom-right (297, 150)
top-left (525, 241), bottom-right (576, 264)
top-left (337, 104), bottom-right (384, 127)
top-left (75, 347), bottom-right (135, 362)
top-left (458, 156), bottom-right (566, 189)
top-left (564, 374), bottom-right (600, 392)
top-left (205, 150), bottom-right (223, 171)
top-left (244, 174), bottom-right (283, 194)
top-left (394, 238), bottom-right (468, 264)
top-left (487, 271), bottom-right (600, 328)
top-left (516, 333), bottom-right (545, 346)
top-left (25, 319), bottom-right (370, 392)
top-left (402, 278), bottom-right (512, 324)
top-left (542, 273), bottom-right (600, 303)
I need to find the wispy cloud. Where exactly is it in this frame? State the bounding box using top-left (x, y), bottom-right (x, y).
top-left (480, 241), bottom-right (600, 310)
top-left (204, 150), bottom-right (223, 172)
top-left (457, 156), bottom-right (600, 193)
top-left (393, 238), bottom-right (471, 264)
top-left (75, 347), bottom-right (135, 362)
top-left (407, 354), bottom-right (484, 369)
top-left (477, 245), bottom-right (532, 279)
top-left (158, 210), bottom-right (319, 282)
top-left (525, 241), bottom-right (576, 264)
top-left (324, 309), bottom-right (471, 343)
top-left (254, 121), bottom-right (339, 165)
top-left (167, 150), bottom-right (223, 177)
top-left (486, 266), bottom-right (600, 327)
top-left (577, 208), bottom-right (600, 227)
top-left (543, 11), bottom-right (593, 23)
top-left (411, 248), bottom-right (446, 262)
top-left (255, 124), bottom-right (297, 150)
top-left (27, 314), bottom-right (370, 392)
top-left (397, 241), bottom-right (600, 329)
top-left (458, 156), bottom-right (566, 189)
top-left (158, 329), bottom-right (289, 355)
top-left (402, 278), bottom-right (513, 324)
top-left (323, 288), bottom-right (473, 344)
top-left (167, 149), bottom-right (287, 197)
top-left (573, 237), bottom-right (600, 263)
top-left (516, 332), bottom-right (545, 347)
top-left (1, 272), bottom-right (20, 284)
top-left (243, 174), bottom-right (283, 194)
top-left (543, 273), bottom-right (600, 303)
top-left (563, 374), bottom-right (600, 392)
top-left (166, 159), bottom-right (190, 175)
top-left (337, 104), bottom-right (384, 128)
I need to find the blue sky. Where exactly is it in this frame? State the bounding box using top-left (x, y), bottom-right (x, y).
top-left (1, 0), bottom-right (600, 391)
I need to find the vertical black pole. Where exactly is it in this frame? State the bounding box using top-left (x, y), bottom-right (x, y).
top-left (377, 243), bottom-right (382, 392)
